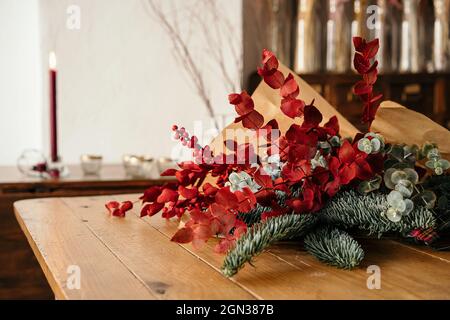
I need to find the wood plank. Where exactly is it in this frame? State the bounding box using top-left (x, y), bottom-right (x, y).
top-left (114, 195), bottom-right (350, 300)
top-left (392, 240), bottom-right (450, 263)
top-left (61, 196), bottom-right (255, 300)
top-left (267, 239), bottom-right (450, 299)
top-left (113, 195), bottom-right (450, 299)
top-left (14, 198), bottom-right (156, 300)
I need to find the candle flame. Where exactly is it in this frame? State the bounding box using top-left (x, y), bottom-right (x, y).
top-left (49, 52), bottom-right (57, 70)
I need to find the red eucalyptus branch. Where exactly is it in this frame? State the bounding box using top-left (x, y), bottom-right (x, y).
top-left (352, 37), bottom-right (383, 132)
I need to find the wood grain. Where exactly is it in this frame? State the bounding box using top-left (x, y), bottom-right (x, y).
top-left (61, 196), bottom-right (254, 299)
top-left (14, 198), bottom-right (155, 300)
top-left (15, 194), bottom-right (450, 300)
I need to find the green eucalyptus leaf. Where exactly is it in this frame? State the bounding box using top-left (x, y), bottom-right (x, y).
top-left (415, 190), bottom-right (437, 209)
top-left (437, 196), bottom-right (448, 211)
top-left (384, 168), bottom-right (397, 189)
top-left (358, 175), bottom-right (382, 194)
top-left (438, 159), bottom-right (450, 170)
top-left (384, 159), bottom-right (398, 170)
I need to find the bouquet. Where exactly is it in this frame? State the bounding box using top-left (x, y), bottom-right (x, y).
top-left (106, 37), bottom-right (450, 277)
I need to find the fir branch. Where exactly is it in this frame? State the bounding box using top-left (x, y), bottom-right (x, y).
top-left (319, 190), bottom-right (436, 236)
top-left (221, 213), bottom-right (318, 277)
top-left (304, 227), bottom-right (364, 269)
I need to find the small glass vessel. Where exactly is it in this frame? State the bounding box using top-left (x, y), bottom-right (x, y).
top-left (80, 154), bottom-right (102, 175)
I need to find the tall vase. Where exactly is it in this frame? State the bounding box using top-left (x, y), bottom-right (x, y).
top-left (433, 0), bottom-right (450, 71)
top-left (325, 0), bottom-right (352, 73)
top-left (269, 0), bottom-right (296, 67)
top-left (294, 0), bottom-right (323, 73)
top-left (400, 0), bottom-right (425, 73)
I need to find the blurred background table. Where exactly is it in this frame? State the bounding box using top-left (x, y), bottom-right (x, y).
top-left (0, 164), bottom-right (170, 299)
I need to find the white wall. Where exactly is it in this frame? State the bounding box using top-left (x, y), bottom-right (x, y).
top-left (0, 0), bottom-right (42, 165)
top-left (38, 0), bottom-right (242, 164)
top-left (0, 0), bottom-right (242, 165)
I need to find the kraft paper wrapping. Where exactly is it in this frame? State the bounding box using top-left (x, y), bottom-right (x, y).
top-left (209, 63), bottom-right (450, 162)
top-left (372, 101), bottom-right (450, 160)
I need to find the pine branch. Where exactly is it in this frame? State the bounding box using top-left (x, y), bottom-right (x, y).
top-left (221, 213), bottom-right (318, 277)
top-left (319, 190), bottom-right (436, 236)
top-left (304, 227), bottom-right (364, 269)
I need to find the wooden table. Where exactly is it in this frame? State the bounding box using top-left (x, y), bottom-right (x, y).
top-left (14, 194), bottom-right (450, 300)
top-left (0, 165), bottom-right (170, 299)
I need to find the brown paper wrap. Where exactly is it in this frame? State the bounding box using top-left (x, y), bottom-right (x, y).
top-left (210, 63), bottom-right (450, 164)
top-left (372, 101), bottom-right (450, 160)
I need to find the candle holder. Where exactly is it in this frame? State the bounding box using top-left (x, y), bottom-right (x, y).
top-left (17, 149), bottom-right (69, 179)
top-left (122, 154), bottom-right (155, 178)
top-left (80, 154), bottom-right (103, 175)
top-left (47, 159), bottom-right (70, 179)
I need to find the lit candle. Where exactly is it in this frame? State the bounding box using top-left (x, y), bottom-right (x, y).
top-left (49, 52), bottom-right (58, 163)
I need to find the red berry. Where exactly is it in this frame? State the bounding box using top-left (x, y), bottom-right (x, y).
top-left (172, 125), bottom-right (178, 131)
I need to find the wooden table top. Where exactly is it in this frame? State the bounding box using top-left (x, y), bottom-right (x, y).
top-left (14, 194), bottom-right (450, 300)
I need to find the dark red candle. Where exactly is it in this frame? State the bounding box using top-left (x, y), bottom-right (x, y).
top-left (49, 52), bottom-right (58, 163)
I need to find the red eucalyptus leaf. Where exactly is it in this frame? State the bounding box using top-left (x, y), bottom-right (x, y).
top-left (140, 186), bottom-right (162, 203)
top-left (303, 105), bottom-right (323, 128)
top-left (235, 187), bottom-right (257, 213)
top-left (261, 210), bottom-right (284, 220)
top-left (255, 189), bottom-right (277, 206)
top-left (353, 37), bottom-right (365, 52)
top-left (202, 183), bottom-right (218, 196)
top-left (370, 93), bottom-right (383, 104)
top-left (339, 140), bottom-right (356, 164)
top-left (120, 201), bottom-right (133, 212)
top-left (353, 157), bottom-right (373, 180)
top-left (363, 67), bottom-right (378, 85)
top-left (175, 170), bottom-right (190, 185)
top-left (339, 165), bottom-right (356, 185)
top-left (254, 169), bottom-right (274, 188)
top-left (141, 202), bottom-right (164, 217)
top-left (364, 39), bottom-right (379, 59)
top-left (262, 70), bottom-right (285, 89)
top-left (210, 203), bottom-right (227, 219)
top-left (241, 110), bottom-right (264, 129)
top-left (281, 98), bottom-right (305, 119)
top-left (233, 220), bottom-right (248, 239)
top-left (171, 227), bottom-right (194, 243)
top-left (215, 187), bottom-right (238, 210)
top-left (354, 81), bottom-right (372, 95)
top-left (228, 91), bottom-right (254, 116)
top-left (106, 201), bottom-right (133, 217)
top-left (261, 49), bottom-right (279, 70)
top-left (214, 238), bottom-right (235, 254)
top-left (324, 116), bottom-right (340, 136)
top-left (281, 73), bottom-right (299, 99)
top-left (178, 185), bottom-right (198, 200)
top-left (157, 188), bottom-right (179, 203)
top-left (192, 224), bottom-right (213, 240)
top-left (286, 188), bottom-right (314, 213)
top-left (354, 53), bottom-right (370, 74)
top-left (160, 168), bottom-right (177, 176)
top-left (105, 201), bottom-right (120, 215)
